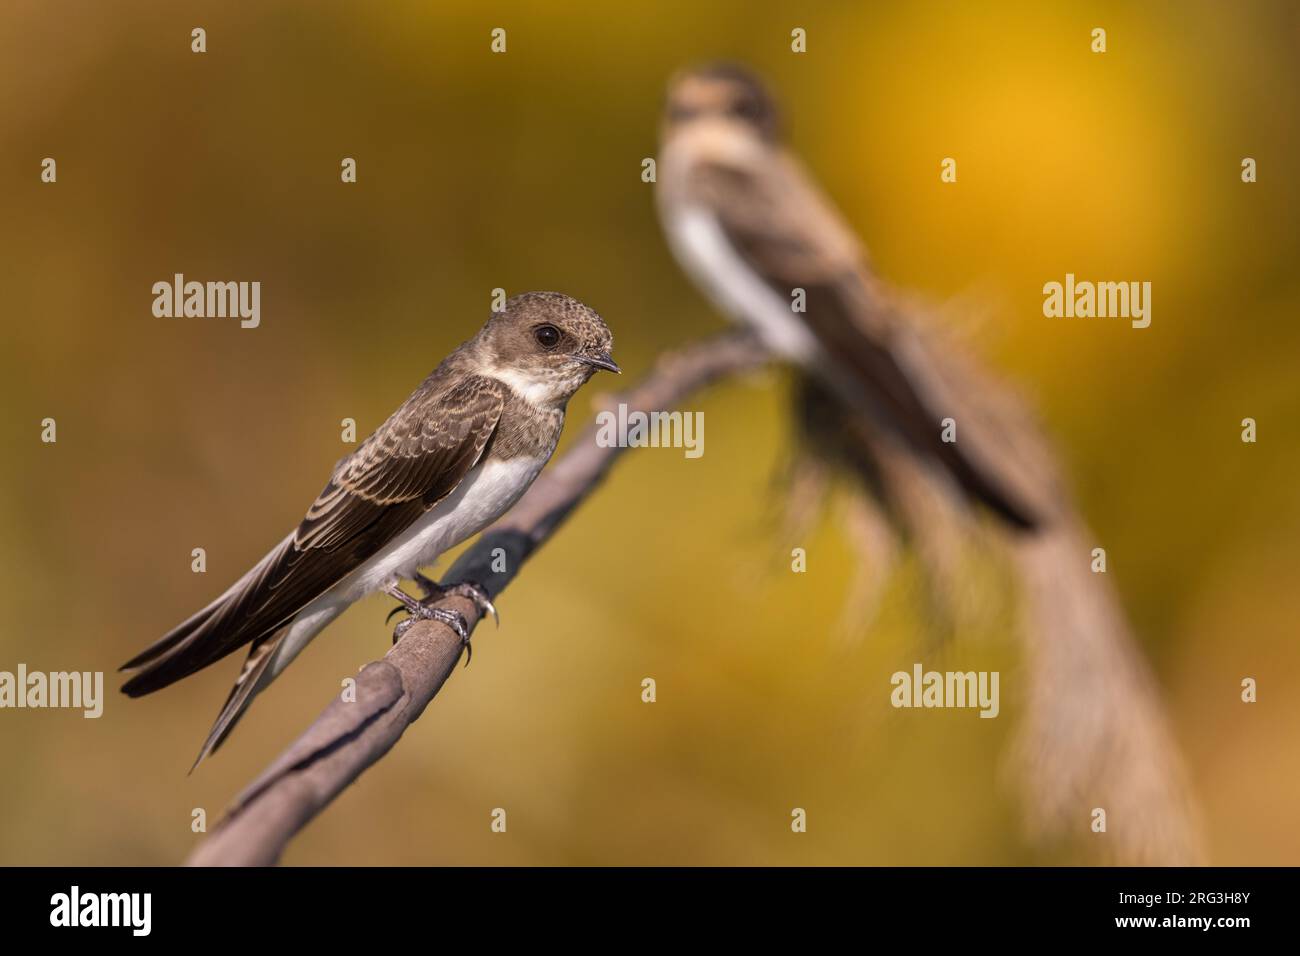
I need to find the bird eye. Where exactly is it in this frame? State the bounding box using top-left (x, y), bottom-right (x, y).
top-left (534, 324), bottom-right (561, 349)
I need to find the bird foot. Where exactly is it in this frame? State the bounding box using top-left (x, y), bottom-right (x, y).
top-left (383, 583), bottom-right (473, 665)
top-left (413, 572), bottom-right (499, 626)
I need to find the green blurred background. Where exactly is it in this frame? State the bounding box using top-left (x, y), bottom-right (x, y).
top-left (1, 0), bottom-right (1297, 865)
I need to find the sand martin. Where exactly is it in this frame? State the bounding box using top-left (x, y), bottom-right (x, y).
top-left (655, 68), bottom-right (1206, 862)
top-left (121, 292), bottom-right (618, 767)
top-left (655, 64), bottom-right (1041, 529)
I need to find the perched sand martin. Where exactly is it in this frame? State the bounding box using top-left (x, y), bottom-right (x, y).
top-left (655, 63), bottom-right (1039, 529)
top-left (121, 292), bottom-right (618, 767)
top-left (656, 67), bottom-right (1203, 862)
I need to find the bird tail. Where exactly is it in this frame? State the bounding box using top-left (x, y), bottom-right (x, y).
top-left (119, 600), bottom-right (246, 698)
top-left (119, 597), bottom-right (224, 678)
top-left (189, 632), bottom-right (285, 772)
top-left (119, 594), bottom-right (288, 770)
top-left (119, 533), bottom-right (298, 697)
top-left (189, 599), bottom-right (346, 770)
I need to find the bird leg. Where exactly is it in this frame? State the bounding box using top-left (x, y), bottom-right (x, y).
top-left (382, 582), bottom-right (473, 663)
top-left (412, 572), bottom-right (499, 626)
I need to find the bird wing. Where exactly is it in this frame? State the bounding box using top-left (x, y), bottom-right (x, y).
top-left (677, 144), bottom-right (1044, 528)
top-left (120, 374), bottom-right (507, 696)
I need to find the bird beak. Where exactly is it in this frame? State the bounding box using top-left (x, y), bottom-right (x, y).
top-left (577, 351), bottom-right (621, 374)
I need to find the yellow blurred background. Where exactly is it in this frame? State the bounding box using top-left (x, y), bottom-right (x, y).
top-left (1, 0), bottom-right (1297, 865)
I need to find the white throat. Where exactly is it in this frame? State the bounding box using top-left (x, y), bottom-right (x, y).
top-left (488, 365), bottom-right (575, 408)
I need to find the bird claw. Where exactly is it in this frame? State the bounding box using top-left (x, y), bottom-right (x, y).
top-left (412, 573), bottom-right (499, 627)
top-left (391, 604), bottom-right (471, 664)
top-left (391, 605), bottom-right (469, 640)
top-left (384, 582), bottom-right (473, 663)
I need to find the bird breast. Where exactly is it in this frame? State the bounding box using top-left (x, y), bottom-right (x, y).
top-left (664, 204), bottom-right (823, 365)
top-left (339, 454), bottom-right (548, 600)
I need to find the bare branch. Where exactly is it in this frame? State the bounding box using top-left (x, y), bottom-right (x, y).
top-left (186, 331), bottom-right (769, 866)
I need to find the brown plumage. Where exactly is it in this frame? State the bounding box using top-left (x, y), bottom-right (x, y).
top-left (121, 292), bottom-right (617, 767)
top-left (120, 376), bottom-right (507, 696)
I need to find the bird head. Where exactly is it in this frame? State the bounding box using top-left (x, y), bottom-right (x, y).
top-left (662, 62), bottom-right (780, 143)
top-left (478, 292), bottom-right (618, 407)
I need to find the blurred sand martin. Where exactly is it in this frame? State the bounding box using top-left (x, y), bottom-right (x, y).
top-left (655, 64), bottom-right (1038, 528)
top-left (121, 292), bottom-right (618, 767)
top-left (656, 68), bottom-right (1205, 864)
